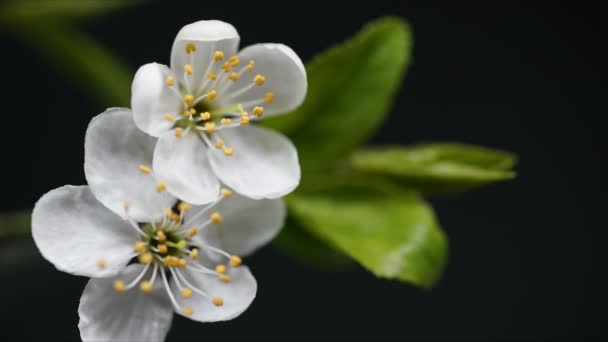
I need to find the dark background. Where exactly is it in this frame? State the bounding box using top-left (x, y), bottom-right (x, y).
top-left (0, 1), bottom-right (604, 340)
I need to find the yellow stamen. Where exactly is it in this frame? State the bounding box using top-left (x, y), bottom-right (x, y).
top-left (134, 241), bottom-right (146, 253)
top-left (223, 147), bottom-right (234, 156)
top-left (215, 264), bottom-right (227, 274)
top-left (178, 258), bottom-right (188, 268)
top-left (174, 128), bottom-right (183, 137)
top-left (253, 106), bottom-right (264, 117)
top-left (230, 255), bottom-right (242, 267)
top-left (184, 64), bottom-right (193, 75)
top-left (253, 74), bottom-right (266, 85)
top-left (183, 94), bottom-right (194, 105)
top-left (240, 116), bottom-right (250, 126)
top-left (208, 72), bottom-right (217, 80)
top-left (190, 248), bottom-right (199, 260)
top-left (264, 92), bottom-right (275, 103)
top-left (221, 62), bottom-right (231, 72)
top-left (97, 259), bottom-right (106, 269)
top-left (214, 51), bottom-right (224, 61)
top-left (229, 72), bottom-right (239, 81)
top-left (156, 230), bottom-right (167, 242)
top-left (139, 252), bottom-right (153, 264)
top-left (178, 202), bottom-right (192, 213)
top-left (220, 118), bottom-right (232, 125)
top-left (156, 182), bottom-right (167, 192)
top-left (165, 76), bottom-right (174, 86)
top-left (123, 201), bottom-right (130, 210)
top-left (140, 281), bottom-right (153, 293)
top-left (114, 280), bottom-right (126, 292)
top-left (218, 274), bottom-right (231, 283)
top-left (138, 165), bottom-right (152, 174)
top-left (187, 228), bottom-right (197, 237)
top-left (157, 244), bottom-right (168, 254)
top-left (207, 90), bottom-right (217, 101)
top-left (200, 112), bottom-right (211, 120)
top-left (163, 114), bottom-right (175, 122)
top-left (182, 307), bottom-right (193, 316)
top-left (189, 108), bottom-right (196, 115)
top-left (170, 212), bottom-right (181, 222)
top-left (246, 60), bottom-right (255, 71)
top-left (169, 256), bottom-right (180, 268)
top-left (212, 297), bottom-right (224, 307)
top-left (204, 122), bottom-right (217, 133)
top-left (210, 212), bottom-right (222, 224)
top-left (185, 43), bottom-right (196, 54)
top-left (162, 257), bottom-right (170, 267)
top-left (214, 139), bottom-right (225, 149)
top-left (229, 56), bottom-right (240, 67)
top-left (181, 288), bottom-right (193, 298)
top-left (221, 188), bottom-right (233, 198)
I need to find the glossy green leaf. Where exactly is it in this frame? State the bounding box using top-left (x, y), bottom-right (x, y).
top-left (287, 183), bottom-right (448, 288)
top-left (0, 0), bottom-right (142, 23)
top-left (350, 143), bottom-right (517, 193)
top-left (0, 210), bottom-right (31, 239)
top-left (273, 213), bottom-right (355, 271)
top-left (5, 19), bottom-right (133, 106)
top-left (263, 16), bottom-right (412, 173)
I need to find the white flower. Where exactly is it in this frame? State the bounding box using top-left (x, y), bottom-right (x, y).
top-left (32, 108), bottom-right (286, 342)
top-left (131, 20), bottom-right (307, 204)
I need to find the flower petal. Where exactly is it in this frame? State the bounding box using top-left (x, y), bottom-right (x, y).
top-left (220, 43), bottom-right (307, 117)
top-left (208, 125), bottom-right (300, 199)
top-left (187, 193), bottom-right (286, 256)
top-left (153, 130), bottom-right (220, 205)
top-left (171, 20), bottom-right (240, 94)
top-left (131, 63), bottom-right (182, 137)
top-left (79, 264), bottom-right (173, 342)
top-left (171, 258), bottom-right (256, 322)
top-left (85, 108), bottom-right (176, 222)
top-left (32, 185), bottom-right (137, 278)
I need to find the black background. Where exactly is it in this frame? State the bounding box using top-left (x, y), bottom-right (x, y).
top-left (0, 1), bottom-right (604, 340)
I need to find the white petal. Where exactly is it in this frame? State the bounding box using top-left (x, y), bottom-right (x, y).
top-left (79, 264), bottom-right (173, 342)
top-left (153, 130), bottom-right (220, 205)
top-left (171, 259), bottom-right (256, 322)
top-left (32, 186), bottom-right (137, 278)
top-left (220, 44), bottom-right (307, 117)
top-left (171, 20), bottom-right (240, 94)
top-left (208, 125), bottom-right (300, 199)
top-left (131, 63), bottom-right (182, 137)
top-left (187, 193), bottom-right (286, 256)
top-left (85, 108), bottom-right (176, 222)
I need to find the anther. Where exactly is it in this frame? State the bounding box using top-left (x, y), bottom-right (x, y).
top-left (223, 147), bottom-right (234, 156)
top-left (240, 116), bottom-right (250, 126)
top-left (229, 56), bottom-right (240, 67)
top-left (229, 72), bottom-right (239, 81)
top-left (157, 244), bottom-right (168, 254)
top-left (185, 43), bottom-right (197, 54)
top-left (221, 188), bottom-right (233, 198)
top-left (114, 280), bottom-right (126, 292)
top-left (178, 202), bottom-right (192, 213)
top-left (168, 256), bottom-right (180, 267)
top-left (156, 182), bottom-right (167, 192)
top-left (187, 228), bottom-right (197, 237)
top-left (166, 76), bottom-right (175, 87)
top-left (221, 118), bottom-right (232, 125)
top-left (214, 51), bottom-right (224, 61)
top-left (162, 257), bottom-right (170, 267)
top-left (97, 259), bottom-right (106, 269)
top-left (138, 165), bottom-right (152, 174)
top-left (253, 106), bottom-right (264, 117)
top-left (163, 114), bottom-right (175, 122)
top-left (183, 94), bottom-right (194, 105)
top-left (182, 307), bottom-right (193, 316)
top-left (181, 288), bottom-right (193, 298)
top-left (253, 74), bottom-right (266, 85)
top-left (140, 281), bottom-right (153, 293)
top-left (215, 139), bottom-right (225, 149)
top-left (156, 230), bottom-right (167, 242)
top-left (174, 128), bottom-right (184, 137)
top-left (189, 108), bottom-right (196, 115)
top-left (184, 64), bottom-right (193, 75)
top-left (200, 112), bottom-right (211, 120)
top-left (208, 72), bottom-right (217, 80)
top-left (134, 241), bottom-right (146, 253)
top-left (264, 92), bottom-right (275, 103)
top-left (216, 264), bottom-right (227, 274)
top-left (190, 248), bottom-right (199, 260)
top-left (139, 252), bottom-right (153, 264)
top-left (123, 201), bottom-right (130, 210)
top-left (211, 212), bottom-right (222, 224)
top-left (178, 258), bottom-right (188, 268)
top-left (221, 62), bottom-right (231, 72)
top-left (218, 274), bottom-right (231, 283)
top-left (204, 122), bottom-right (217, 133)
top-left (212, 297), bottom-right (224, 307)
top-left (246, 60), bottom-right (255, 71)
top-left (207, 90), bottom-right (217, 101)
top-left (230, 255), bottom-right (242, 267)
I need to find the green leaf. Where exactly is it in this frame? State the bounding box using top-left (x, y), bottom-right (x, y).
top-left (263, 16), bottom-right (412, 173)
top-left (0, 0), bottom-right (143, 23)
top-left (287, 183), bottom-right (448, 288)
top-left (273, 213), bottom-right (355, 271)
top-left (350, 143), bottom-right (517, 194)
top-left (0, 210), bottom-right (32, 239)
top-left (6, 19), bottom-right (133, 107)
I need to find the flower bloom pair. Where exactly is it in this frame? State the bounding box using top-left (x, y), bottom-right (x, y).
top-left (32, 20), bottom-right (307, 341)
